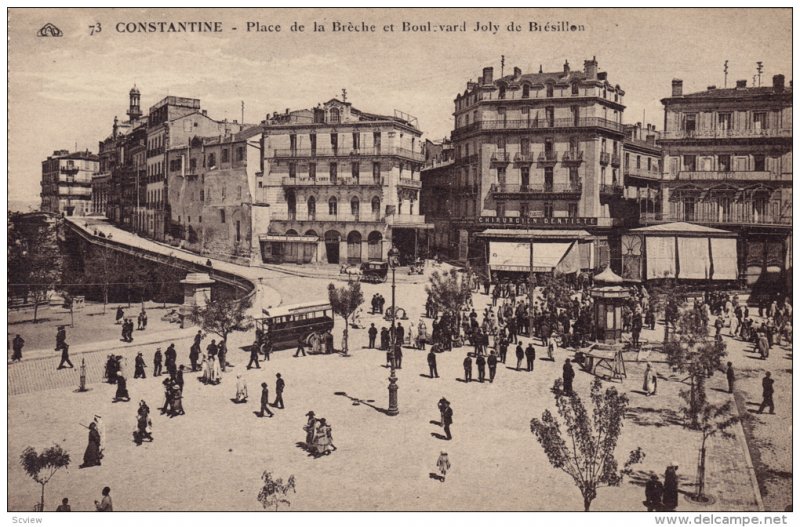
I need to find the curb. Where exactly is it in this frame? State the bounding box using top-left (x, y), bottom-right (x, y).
top-left (731, 389), bottom-right (766, 511)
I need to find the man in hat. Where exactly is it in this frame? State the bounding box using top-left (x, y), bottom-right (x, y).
top-left (259, 383), bottom-right (274, 417)
top-left (462, 354), bottom-right (472, 382)
top-left (563, 358), bottom-right (575, 395)
top-left (57, 342), bottom-right (74, 370)
top-left (368, 323), bottom-right (377, 348)
top-left (487, 350), bottom-right (498, 382)
top-left (442, 400), bottom-right (453, 440)
top-left (247, 343), bottom-right (261, 369)
top-left (304, 411), bottom-right (316, 445)
top-left (153, 348), bottom-right (163, 377)
top-left (427, 348), bottom-right (439, 378)
top-left (476, 352), bottom-right (486, 383)
top-left (525, 343), bottom-right (536, 372)
top-left (55, 326), bottom-right (67, 352)
top-left (757, 371), bottom-right (775, 414)
top-left (274, 373), bottom-right (285, 409)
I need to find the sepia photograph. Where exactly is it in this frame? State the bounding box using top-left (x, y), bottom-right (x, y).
top-left (5, 6), bottom-right (794, 518)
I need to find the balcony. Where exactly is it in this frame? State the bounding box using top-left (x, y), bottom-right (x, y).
top-left (455, 154), bottom-right (479, 165)
top-left (624, 166), bottom-right (661, 180)
top-left (514, 151), bottom-right (534, 164)
top-left (661, 127), bottom-right (792, 140)
top-left (60, 166), bottom-right (80, 174)
top-left (599, 182), bottom-right (624, 197)
top-left (397, 178), bottom-right (422, 189)
top-left (611, 153), bottom-right (621, 167)
top-left (282, 177), bottom-right (384, 187)
top-left (640, 211), bottom-right (792, 227)
top-left (561, 151), bottom-right (584, 165)
top-left (599, 152), bottom-right (611, 165)
top-left (490, 151), bottom-right (511, 165)
top-left (452, 116), bottom-right (624, 139)
top-left (490, 182), bottom-right (582, 197)
top-left (386, 213), bottom-right (427, 226)
top-left (272, 147), bottom-right (424, 162)
top-left (669, 171), bottom-right (790, 182)
top-left (274, 212), bottom-right (384, 223)
top-left (537, 151), bottom-right (558, 166)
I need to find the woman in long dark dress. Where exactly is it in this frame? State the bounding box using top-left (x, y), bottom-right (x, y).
top-left (114, 374), bottom-right (130, 402)
top-left (662, 464), bottom-right (679, 510)
top-left (80, 422), bottom-right (102, 468)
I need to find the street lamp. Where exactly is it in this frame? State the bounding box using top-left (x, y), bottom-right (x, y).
top-left (387, 244), bottom-right (400, 416)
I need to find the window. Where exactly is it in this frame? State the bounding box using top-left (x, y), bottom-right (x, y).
top-left (170, 158), bottom-right (182, 171)
top-left (522, 84), bottom-right (530, 98)
top-left (188, 216), bottom-right (191, 223)
top-left (329, 108), bottom-right (340, 123)
top-left (520, 166), bottom-right (530, 189)
top-left (685, 114), bottom-right (697, 133)
top-left (568, 203), bottom-right (578, 217)
top-left (208, 153), bottom-right (216, 168)
top-left (544, 167), bottom-right (554, 191)
top-left (200, 189), bottom-right (205, 202)
top-left (330, 163), bottom-right (338, 181)
top-left (350, 197), bottom-right (360, 216)
top-left (545, 107), bottom-right (555, 127)
top-left (309, 162), bottom-right (317, 179)
top-left (222, 149), bottom-right (229, 163)
top-left (220, 210), bottom-right (225, 223)
top-left (753, 155), bottom-right (766, 171)
top-left (330, 134), bottom-right (338, 152)
top-left (310, 134), bottom-right (317, 153)
top-left (683, 155), bottom-right (697, 171)
top-left (351, 162), bottom-right (360, 180)
top-left (289, 134), bottom-right (297, 153)
top-left (352, 132), bottom-right (360, 151)
top-left (569, 167), bottom-right (580, 189)
top-left (544, 202), bottom-right (554, 218)
top-left (289, 162), bottom-right (297, 178)
top-left (718, 155), bottom-right (731, 172)
top-left (546, 84), bottom-right (554, 98)
top-left (753, 112), bottom-right (768, 131)
top-left (373, 131), bottom-right (381, 150)
top-left (235, 220), bottom-right (241, 242)
top-left (636, 155), bottom-right (641, 169)
top-left (236, 146), bottom-right (244, 162)
top-left (237, 186), bottom-right (242, 199)
top-left (199, 215), bottom-right (202, 224)
top-left (571, 105), bottom-right (580, 126)
top-left (371, 196), bottom-right (380, 216)
top-left (328, 197), bottom-right (338, 216)
top-left (497, 166), bottom-right (506, 184)
top-left (372, 162), bottom-right (381, 183)
top-left (571, 82), bottom-right (579, 95)
top-left (496, 201), bottom-right (505, 218)
top-left (718, 113), bottom-right (732, 130)
top-left (308, 197), bottom-right (316, 219)
top-left (520, 202), bottom-right (529, 217)
top-left (647, 158), bottom-right (652, 171)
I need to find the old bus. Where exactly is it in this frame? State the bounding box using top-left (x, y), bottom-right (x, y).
top-left (256, 301), bottom-right (335, 351)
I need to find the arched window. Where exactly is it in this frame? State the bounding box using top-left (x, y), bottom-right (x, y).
top-left (522, 84), bottom-right (530, 98)
top-left (329, 108), bottom-right (340, 123)
top-left (328, 197), bottom-right (338, 216)
top-left (350, 197), bottom-right (360, 216)
top-left (371, 196), bottom-right (380, 214)
top-left (307, 196), bottom-right (316, 220)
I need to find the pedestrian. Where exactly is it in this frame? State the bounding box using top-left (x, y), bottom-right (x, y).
top-left (563, 358), bottom-right (575, 395)
top-left (153, 348), bottom-right (163, 377)
top-left (274, 373), bottom-right (285, 409)
top-left (176, 365), bottom-right (185, 391)
top-left (437, 397), bottom-right (448, 426)
top-left (165, 344), bottom-right (177, 376)
top-left (396, 323), bottom-right (405, 349)
top-left (137, 311), bottom-right (144, 330)
top-left (234, 374), bottom-right (248, 403)
top-left (114, 374), bottom-right (130, 402)
top-left (259, 382), bottom-right (274, 417)
top-left (247, 344), bottom-right (261, 369)
top-left (304, 411), bottom-right (316, 445)
top-left (487, 350), bottom-right (498, 382)
top-left (515, 343), bottom-right (524, 371)
top-left (218, 340), bottom-right (228, 372)
top-left (115, 306), bottom-right (124, 324)
top-left (294, 335), bottom-right (307, 357)
top-left (94, 487), bottom-right (113, 512)
top-left (645, 474), bottom-right (664, 511)
top-left (56, 498), bottom-right (71, 512)
top-left (498, 337), bottom-right (508, 363)
top-left (418, 319), bottom-right (428, 350)
top-left (134, 400), bottom-right (153, 444)
top-left (324, 330), bottom-right (334, 354)
top-left (726, 362), bottom-right (735, 394)
top-left (80, 422), bottom-right (102, 468)
top-left (643, 362), bottom-right (657, 396)
top-left (368, 323), bottom-right (377, 348)
top-left (134, 352), bottom-right (147, 379)
top-left (141, 310), bottom-right (148, 330)
top-left (427, 348), bottom-right (439, 378)
top-left (462, 354), bottom-right (472, 382)
top-left (57, 342), bottom-right (75, 370)
top-left (170, 381), bottom-right (185, 416)
top-left (210, 354), bottom-right (222, 384)
top-left (11, 334), bottom-right (24, 362)
top-left (436, 451), bottom-right (451, 482)
top-left (442, 400), bottom-right (453, 440)
top-left (525, 343), bottom-right (536, 372)
top-left (662, 464), bottom-right (679, 511)
top-left (476, 353), bottom-right (486, 383)
top-left (757, 372), bottom-right (775, 414)
top-left (93, 415), bottom-right (106, 456)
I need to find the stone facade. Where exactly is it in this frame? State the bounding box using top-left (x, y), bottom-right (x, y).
top-left (41, 150), bottom-right (99, 216)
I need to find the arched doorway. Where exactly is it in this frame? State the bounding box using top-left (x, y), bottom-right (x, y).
top-left (368, 231), bottom-right (383, 261)
top-left (324, 230), bottom-right (341, 264)
top-left (347, 231), bottom-right (362, 263)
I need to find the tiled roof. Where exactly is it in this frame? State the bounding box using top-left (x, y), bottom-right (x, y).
top-left (681, 86), bottom-right (792, 99)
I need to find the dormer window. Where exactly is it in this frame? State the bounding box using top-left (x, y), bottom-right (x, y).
top-left (522, 84), bottom-right (530, 98)
top-left (329, 107), bottom-right (340, 124)
top-left (571, 82), bottom-right (579, 95)
top-left (546, 84), bottom-right (554, 98)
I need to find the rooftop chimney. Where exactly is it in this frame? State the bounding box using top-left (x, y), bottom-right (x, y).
top-left (482, 67), bottom-right (494, 84)
top-left (773, 74), bottom-right (785, 92)
top-left (597, 72), bottom-right (607, 81)
top-left (513, 66), bottom-right (522, 79)
top-left (671, 79), bottom-right (683, 96)
top-left (563, 60), bottom-right (570, 73)
top-left (707, 85), bottom-right (717, 91)
top-left (736, 79), bottom-right (747, 89)
top-left (583, 56), bottom-right (598, 79)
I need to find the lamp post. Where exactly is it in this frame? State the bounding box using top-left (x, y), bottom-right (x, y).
top-left (387, 245), bottom-right (400, 416)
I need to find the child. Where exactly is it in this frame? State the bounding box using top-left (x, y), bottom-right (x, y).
top-left (436, 451), bottom-right (451, 482)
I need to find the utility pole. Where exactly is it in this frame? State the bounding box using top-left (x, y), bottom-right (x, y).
top-left (342, 88), bottom-right (347, 103)
top-left (756, 61), bottom-right (764, 87)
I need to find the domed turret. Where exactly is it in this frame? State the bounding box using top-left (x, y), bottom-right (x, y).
top-left (127, 85), bottom-right (142, 122)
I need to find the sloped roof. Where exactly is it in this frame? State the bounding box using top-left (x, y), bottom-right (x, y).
top-left (682, 86), bottom-right (792, 99)
top-left (629, 222), bottom-right (734, 235)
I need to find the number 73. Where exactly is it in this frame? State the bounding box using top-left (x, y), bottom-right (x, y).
top-left (89, 22), bottom-right (102, 36)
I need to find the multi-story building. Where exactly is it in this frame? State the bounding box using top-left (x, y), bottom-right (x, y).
top-left (166, 126), bottom-right (267, 264)
top-left (91, 172), bottom-right (111, 215)
top-left (652, 75), bottom-right (792, 289)
top-left (259, 99), bottom-right (430, 264)
top-left (449, 58), bottom-right (626, 275)
top-left (622, 122), bottom-right (663, 219)
top-left (420, 137), bottom-right (456, 258)
top-left (144, 96), bottom-right (241, 241)
top-left (41, 150), bottom-right (99, 216)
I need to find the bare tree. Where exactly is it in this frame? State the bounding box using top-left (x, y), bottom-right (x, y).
top-left (530, 378), bottom-right (645, 511)
top-left (686, 399), bottom-right (739, 502)
top-left (19, 444), bottom-right (70, 511)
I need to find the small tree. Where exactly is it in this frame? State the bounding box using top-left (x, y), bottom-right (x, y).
top-left (257, 471), bottom-right (296, 511)
top-left (530, 378), bottom-right (645, 511)
top-left (154, 256), bottom-right (184, 308)
top-left (328, 281), bottom-right (364, 355)
top-left (687, 399), bottom-right (739, 502)
top-left (9, 218), bottom-right (63, 323)
top-left (193, 296), bottom-right (254, 346)
top-left (426, 268), bottom-right (472, 336)
top-left (650, 276), bottom-right (688, 343)
top-left (664, 307), bottom-right (727, 428)
top-left (19, 444), bottom-right (70, 511)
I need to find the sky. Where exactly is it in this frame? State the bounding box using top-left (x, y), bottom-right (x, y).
top-left (8, 7), bottom-right (792, 208)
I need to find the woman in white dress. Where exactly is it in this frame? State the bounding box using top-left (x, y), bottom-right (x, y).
top-left (643, 362), bottom-right (657, 396)
top-left (200, 354), bottom-right (210, 384)
top-left (234, 375), bottom-right (248, 402)
top-left (211, 354), bottom-right (222, 384)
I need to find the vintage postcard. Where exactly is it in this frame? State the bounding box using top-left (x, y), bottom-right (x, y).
top-left (6, 6), bottom-right (793, 518)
